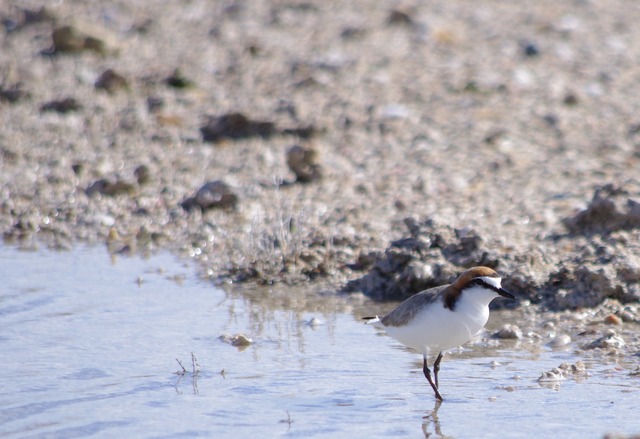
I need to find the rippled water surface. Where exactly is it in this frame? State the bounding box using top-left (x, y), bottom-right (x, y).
top-left (1, 245), bottom-right (639, 438)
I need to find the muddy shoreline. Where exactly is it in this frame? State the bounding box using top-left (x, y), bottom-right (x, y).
top-left (2, 1), bottom-right (640, 317)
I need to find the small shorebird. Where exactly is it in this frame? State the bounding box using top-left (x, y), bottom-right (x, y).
top-left (363, 266), bottom-right (515, 401)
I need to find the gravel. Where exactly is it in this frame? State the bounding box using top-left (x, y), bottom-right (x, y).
top-left (3, 1), bottom-right (640, 311)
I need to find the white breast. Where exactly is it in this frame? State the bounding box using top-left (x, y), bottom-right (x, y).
top-left (382, 285), bottom-right (496, 354)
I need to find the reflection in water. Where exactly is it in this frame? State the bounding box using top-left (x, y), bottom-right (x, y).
top-left (219, 283), bottom-right (372, 369)
top-left (422, 400), bottom-right (445, 438)
top-left (174, 353), bottom-right (201, 395)
top-left (278, 410), bottom-right (294, 431)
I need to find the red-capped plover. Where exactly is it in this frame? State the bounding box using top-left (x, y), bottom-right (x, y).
top-left (363, 266), bottom-right (515, 401)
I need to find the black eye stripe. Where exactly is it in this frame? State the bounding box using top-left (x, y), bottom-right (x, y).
top-left (473, 278), bottom-right (500, 293)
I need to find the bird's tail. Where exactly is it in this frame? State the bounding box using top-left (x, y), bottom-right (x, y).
top-left (362, 316), bottom-right (384, 328)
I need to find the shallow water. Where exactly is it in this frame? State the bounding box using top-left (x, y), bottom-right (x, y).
top-left (1, 245), bottom-right (639, 438)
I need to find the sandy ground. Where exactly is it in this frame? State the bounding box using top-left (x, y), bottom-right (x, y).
top-left (2, 1), bottom-right (640, 316)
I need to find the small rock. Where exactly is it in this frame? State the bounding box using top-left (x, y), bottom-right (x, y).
top-left (620, 309), bottom-right (637, 322)
top-left (521, 41), bottom-right (540, 57)
top-left (286, 145), bottom-right (322, 183)
top-left (483, 128), bottom-right (506, 145)
top-left (387, 9), bottom-right (413, 26)
top-left (493, 324), bottom-right (523, 339)
top-left (538, 369), bottom-right (563, 383)
top-left (219, 333), bottom-right (253, 347)
top-left (51, 25), bottom-right (85, 52)
top-left (82, 36), bottom-right (106, 54)
top-left (146, 96), bottom-right (164, 112)
top-left (22, 7), bottom-right (55, 26)
top-left (538, 361), bottom-right (586, 383)
top-left (542, 321), bottom-right (556, 329)
top-left (40, 97), bottom-right (81, 113)
top-left (548, 333), bottom-right (572, 348)
top-left (200, 112), bottom-right (275, 143)
top-left (51, 25), bottom-right (106, 54)
top-left (88, 213), bottom-right (115, 227)
top-left (71, 162), bottom-right (84, 175)
top-left (1, 147), bottom-right (19, 164)
top-left (561, 361), bottom-right (586, 375)
top-left (165, 68), bottom-right (194, 88)
top-left (281, 125), bottom-right (317, 139)
top-left (134, 165), bottom-right (150, 185)
top-left (182, 180), bottom-right (238, 211)
top-left (563, 92), bottom-right (579, 106)
top-left (86, 178), bottom-right (136, 197)
top-left (586, 329), bottom-right (625, 349)
top-left (0, 83), bottom-right (28, 103)
top-left (381, 104), bottom-right (410, 120)
top-left (340, 26), bottom-right (366, 40)
top-left (95, 69), bottom-right (128, 93)
top-left (604, 314), bottom-right (622, 325)
top-left (230, 334), bottom-right (252, 347)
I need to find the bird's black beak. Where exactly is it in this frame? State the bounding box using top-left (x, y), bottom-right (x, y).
top-left (498, 288), bottom-right (515, 300)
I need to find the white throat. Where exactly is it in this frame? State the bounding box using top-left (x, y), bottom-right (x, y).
top-left (461, 276), bottom-right (503, 308)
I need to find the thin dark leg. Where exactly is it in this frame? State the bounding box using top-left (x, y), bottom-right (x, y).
top-left (422, 354), bottom-right (444, 401)
top-left (433, 352), bottom-right (443, 389)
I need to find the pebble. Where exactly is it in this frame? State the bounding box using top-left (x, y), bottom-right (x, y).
top-left (538, 361), bottom-right (586, 383)
top-left (387, 9), bottom-right (413, 26)
top-left (200, 112), bottom-right (275, 143)
top-left (492, 324), bottom-right (523, 340)
top-left (380, 104), bottom-right (410, 120)
top-left (95, 69), bottom-right (128, 94)
top-left (604, 314), bottom-right (622, 325)
top-left (40, 97), bottom-right (81, 113)
top-left (165, 68), bottom-right (194, 89)
top-left (620, 308), bottom-right (637, 323)
top-left (286, 145), bottom-right (322, 183)
top-left (219, 333), bottom-right (253, 347)
top-left (88, 213), bottom-right (115, 227)
top-left (0, 83), bottom-right (28, 103)
top-left (182, 180), bottom-right (238, 211)
top-left (134, 165), bottom-right (151, 185)
top-left (85, 178), bottom-right (136, 197)
top-left (51, 25), bottom-right (86, 52)
top-left (548, 333), bottom-right (572, 348)
top-left (586, 329), bottom-right (626, 350)
top-left (51, 25), bottom-right (106, 54)
top-left (307, 317), bottom-right (323, 327)
top-left (521, 41), bottom-right (540, 57)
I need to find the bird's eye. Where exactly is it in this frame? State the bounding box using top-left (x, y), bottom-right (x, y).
top-left (473, 278), bottom-right (484, 286)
